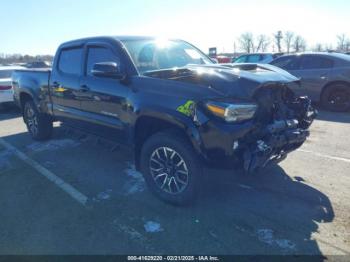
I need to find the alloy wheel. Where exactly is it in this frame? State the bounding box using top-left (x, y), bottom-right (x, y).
top-left (149, 147), bottom-right (189, 195)
top-left (25, 106), bottom-right (38, 136)
top-left (328, 89), bottom-right (350, 109)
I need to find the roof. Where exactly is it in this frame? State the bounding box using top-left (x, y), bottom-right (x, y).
top-left (279, 52), bottom-right (350, 61)
top-left (59, 35), bottom-right (180, 49)
top-left (113, 35), bottom-right (159, 41)
top-left (238, 53), bottom-right (274, 55)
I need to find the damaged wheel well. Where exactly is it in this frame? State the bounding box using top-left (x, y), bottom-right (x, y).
top-left (134, 116), bottom-right (191, 170)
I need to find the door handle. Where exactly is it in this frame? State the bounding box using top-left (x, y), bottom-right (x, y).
top-left (79, 85), bottom-right (90, 92)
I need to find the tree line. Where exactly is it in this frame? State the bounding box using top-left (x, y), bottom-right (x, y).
top-left (0, 53), bottom-right (54, 65)
top-left (237, 31), bottom-right (350, 53)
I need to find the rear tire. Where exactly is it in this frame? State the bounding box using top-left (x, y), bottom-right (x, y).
top-left (321, 83), bottom-right (350, 112)
top-left (23, 100), bottom-right (53, 140)
top-left (140, 130), bottom-right (202, 205)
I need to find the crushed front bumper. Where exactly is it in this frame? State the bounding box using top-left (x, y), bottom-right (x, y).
top-left (196, 96), bottom-right (317, 172)
top-left (242, 120), bottom-right (311, 173)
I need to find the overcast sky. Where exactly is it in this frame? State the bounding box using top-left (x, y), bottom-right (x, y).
top-left (1, 0), bottom-right (349, 55)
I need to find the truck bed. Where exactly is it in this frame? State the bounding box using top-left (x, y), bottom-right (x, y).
top-left (12, 69), bottom-right (51, 109)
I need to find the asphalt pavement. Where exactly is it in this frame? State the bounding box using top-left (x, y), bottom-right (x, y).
top-left (0, 106), bottom-right (349, 258)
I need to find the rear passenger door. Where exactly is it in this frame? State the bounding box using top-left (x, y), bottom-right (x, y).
top-left (289, 55), bottom-right (334, 101)
top-left (50, 46), bottom-right (84, 120)
top-left (78, 42), bottom-right (131, 141)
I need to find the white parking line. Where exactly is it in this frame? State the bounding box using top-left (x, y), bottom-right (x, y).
top-left (298, 149), bottom-right (350, 163)
top-left (0, 138), bottom-right (88, 207)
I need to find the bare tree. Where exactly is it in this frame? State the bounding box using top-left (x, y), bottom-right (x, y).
top-left (325, 43), bottom-right (334, 52)
top-left (313, 43), bottom-right (323, 52)
top-left (0, 53), bottom-right (54, 65)
top-left (337, 34), bottom-right (347, 51)
top-left (274, 31), bottom-right (283, 52)
top-left (284, 31), bottom-right (294, 53)
top-left (256, 34), bottom-right (270, 52)
top-left (238, 32), bottom-right (255, 53)
top-left (345, 39), bottom-right (350, 52)
top-left (293, 35), bottom-right (306, 52)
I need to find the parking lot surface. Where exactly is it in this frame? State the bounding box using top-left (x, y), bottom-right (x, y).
top-left (0, 107), bottom-right (349, 257)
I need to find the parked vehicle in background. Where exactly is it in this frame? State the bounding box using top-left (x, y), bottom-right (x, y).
top-left (0, 66), bottom-right (24, 109)
top-left (208, 48), bottom-right (232, 64)
top-left (25, 61), bottom-right (51, 69)
top-left (12, 36), bottom-right (316, 204)
top-left (270, 52), bottom-right (350, 111)
top-left (216, 55), bottom-right (231, 63)
top-left (232, 53), bottom-right (283, 64)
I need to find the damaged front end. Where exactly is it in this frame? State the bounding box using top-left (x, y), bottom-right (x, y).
top-left (242, 83), bottom-right (317, 173)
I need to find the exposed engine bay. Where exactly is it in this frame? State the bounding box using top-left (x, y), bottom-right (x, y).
top-left (242, 85), bottom-right (317, 172)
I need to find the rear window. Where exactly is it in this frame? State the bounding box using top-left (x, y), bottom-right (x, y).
top-left (0, 70), bottom-right (12, 79)
top-left (58, 47), bottom-right (83, 75)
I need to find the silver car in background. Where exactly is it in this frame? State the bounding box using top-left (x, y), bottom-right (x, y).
top-left (0, 66), bottom-right (25, 109)
top-left (233, 53), bottom-right (283, 64)
top-left (270, 52), bottom-right (350, 111)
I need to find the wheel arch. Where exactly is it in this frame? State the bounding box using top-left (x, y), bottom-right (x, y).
top-left (19, 91), bottom-right (36, 112)
top-left (320, 80), bottom-right (350, 101)
top-left (133, 112), bottom-right (203, 170)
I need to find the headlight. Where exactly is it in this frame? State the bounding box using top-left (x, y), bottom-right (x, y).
top-left (206, 101), bottom-right (257, 122)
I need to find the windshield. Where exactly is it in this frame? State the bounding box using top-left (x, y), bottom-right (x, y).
top-left (121, 39), bottom-right (213, 74)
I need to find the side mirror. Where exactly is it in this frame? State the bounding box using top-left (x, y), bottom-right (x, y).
top-left (91, 62), bottom-right (125, 79)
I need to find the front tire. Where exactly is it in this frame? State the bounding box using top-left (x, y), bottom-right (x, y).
top-left (140, 131), bottom-right (202, 205)
top-left (23, 100), bottom-right (53, 140)
top-left (321, 83), bottom-right (350, 112)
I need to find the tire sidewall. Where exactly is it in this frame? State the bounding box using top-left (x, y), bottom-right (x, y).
top-left (140, 132), bottom-right (200, 205)
top-left (322, 84), bottom-right (350, 112)
top-left (23, 100), bottom-right (52, 140)
top-left (24, 101), bottom-right (38, 138)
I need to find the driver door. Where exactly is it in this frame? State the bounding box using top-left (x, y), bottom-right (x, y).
top-left (78, 42), bottom-right (131, 141)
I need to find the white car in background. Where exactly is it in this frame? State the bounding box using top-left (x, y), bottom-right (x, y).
top-left (0, 66), bottom-right (24, 109)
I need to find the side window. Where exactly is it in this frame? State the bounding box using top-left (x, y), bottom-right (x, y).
top-left (299, 56), bottom-right (334, 70)
top-left (246, 55), bottom-right (261, 63)
top-left (58, 47), bottom-right (83, 75)
top-left (86, 46), bottom-right (120, 76)
top-left (270, 56), bottom-right (299, 70)
top-left (234, 55), bottom-right (247, 63)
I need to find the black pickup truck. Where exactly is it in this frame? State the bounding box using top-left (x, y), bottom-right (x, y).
top-left (12, 36), bottom-right (316, 204)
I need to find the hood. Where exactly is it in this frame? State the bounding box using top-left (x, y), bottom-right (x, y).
top-left (144, 63), bottom-right (300, 100)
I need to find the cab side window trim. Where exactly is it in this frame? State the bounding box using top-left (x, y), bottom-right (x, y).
top-left (57, 46), bottom-right (84, 76)
top-left (84, 44), bottom-right (122, 77)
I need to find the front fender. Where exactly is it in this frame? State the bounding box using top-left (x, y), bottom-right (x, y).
top-left (132, 105), bottom-right (204, 157)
